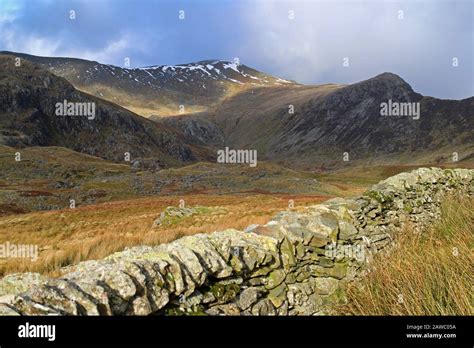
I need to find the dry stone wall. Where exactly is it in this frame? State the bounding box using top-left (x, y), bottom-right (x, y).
top-left (0, 168), bottom-right (472, 316)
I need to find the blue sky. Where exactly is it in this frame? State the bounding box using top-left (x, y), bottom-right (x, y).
top-left (0, 0), bottom-right (472, 99)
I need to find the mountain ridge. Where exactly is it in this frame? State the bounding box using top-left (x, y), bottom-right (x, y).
top-left (154, 71), bottom-right (473, 169)
top-left (0, 51), bottom-right (297, 118)
top-left (1, 51), bottom-right (473, 171)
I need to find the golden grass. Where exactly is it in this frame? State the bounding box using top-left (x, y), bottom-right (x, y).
top-left (340, 195), bottom-right (474, 315)
top-left (76, 80), bottom-right (251, 118)
top-left (0, 193), bottom-right (326, 276)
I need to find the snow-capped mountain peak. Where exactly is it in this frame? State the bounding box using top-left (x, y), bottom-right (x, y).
top-left (0, 51), bottom-right (296, 117)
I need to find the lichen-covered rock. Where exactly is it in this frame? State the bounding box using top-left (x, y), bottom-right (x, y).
top-left (0, 273), bottom-right (47, 297)
top-left (267, 283), bottom-right (287, 308)
top-left (266, 270), bottom-right (286, 289)
top-left (313, 277), bottom-right (339, 295)
top-left (152, 206), bottom-right (198, 227)
top-left (251, 298), bottom-right (276, 316)
top-left (237, 287), bottom-right (260, 310)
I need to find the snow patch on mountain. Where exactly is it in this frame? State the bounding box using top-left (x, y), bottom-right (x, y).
top-left (66, 58), bottom-right (295, 88)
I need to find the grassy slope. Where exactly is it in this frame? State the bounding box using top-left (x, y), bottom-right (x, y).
top-left (0, 193), bottom-right (328, 276)
top-left (340, 195), bottom-right (473, 315)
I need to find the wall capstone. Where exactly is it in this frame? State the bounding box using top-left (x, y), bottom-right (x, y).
top-left (0, 168), bottom-right (472, 315)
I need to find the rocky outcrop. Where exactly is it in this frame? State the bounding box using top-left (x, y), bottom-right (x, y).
top-left (0, 168), bottom-right (472, 316)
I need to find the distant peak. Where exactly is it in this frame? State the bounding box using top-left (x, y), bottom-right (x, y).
top-left (374, 72), bottom-right (401, 79)
top-left (353, 72), bottom-right (414, 92)
top-left (370, 72), bottom-right (409, 85)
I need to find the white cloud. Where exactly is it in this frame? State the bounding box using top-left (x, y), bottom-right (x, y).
top-left (239, 0), bottom-right (470, 95)
top-left (65, 35), bottom-right (133, 63)
top-left (1, 29), bottom-right (61, 56)
top-left (0, 0), bottom-right (23, 24)
top-left (0, 29), bottom-right (138, 65)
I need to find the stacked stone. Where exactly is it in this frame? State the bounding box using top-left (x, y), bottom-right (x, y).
top-left (353, 167), bottom-right (474, 252)
top-left (0, 168), bottom-right (472, 316)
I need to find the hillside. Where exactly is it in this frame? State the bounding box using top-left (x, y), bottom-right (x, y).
top-left (0, 54), bottom-right (203, 166)
top-left (156, 73), bottom-right (474, 169)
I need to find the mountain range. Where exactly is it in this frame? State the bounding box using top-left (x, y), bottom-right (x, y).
top-left (0, 51), bottom-right (473, 170)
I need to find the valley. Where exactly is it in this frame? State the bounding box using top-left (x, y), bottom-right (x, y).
top-left (0, 51), bottom-right (472, 279)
